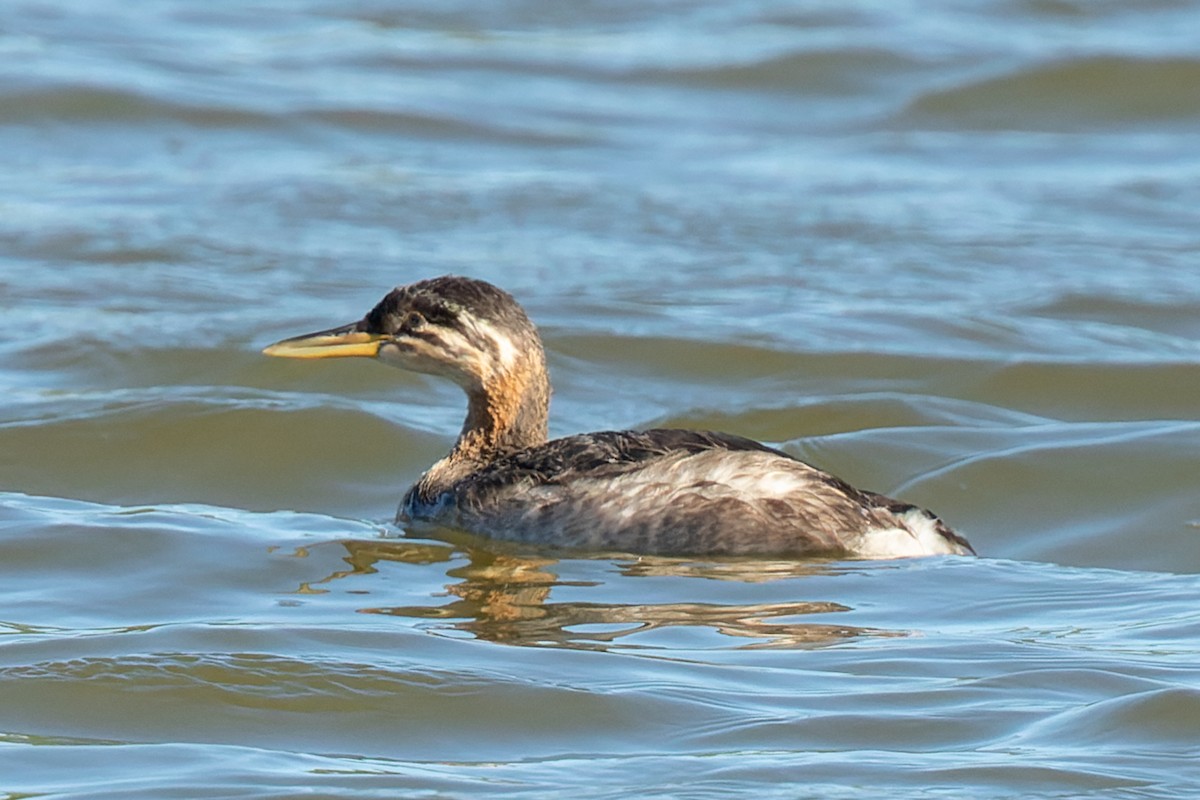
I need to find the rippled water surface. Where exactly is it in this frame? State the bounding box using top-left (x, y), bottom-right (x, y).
top-left (2, 1), bottom-right (1200, 797)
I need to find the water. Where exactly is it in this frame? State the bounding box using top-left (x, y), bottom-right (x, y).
top-left (2, 1), bottom-right (1200, 797)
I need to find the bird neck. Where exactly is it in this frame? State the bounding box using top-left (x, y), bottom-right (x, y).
top-left (458, 361), bottom-right (550, 461)
top-left (416, 350), bottom-right (550, 499)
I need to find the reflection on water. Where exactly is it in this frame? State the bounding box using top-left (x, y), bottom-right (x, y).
top-left (300, 538), bottom-right (897, 650)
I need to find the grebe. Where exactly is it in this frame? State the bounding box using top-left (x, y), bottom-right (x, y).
top-left (263, 276), bottom-right (974, 559)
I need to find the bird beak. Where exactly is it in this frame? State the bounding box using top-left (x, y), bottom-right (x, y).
top-left (262, 323), bottom-right (386, 359)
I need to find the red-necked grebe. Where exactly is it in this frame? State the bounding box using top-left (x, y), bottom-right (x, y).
top-left (263, 276), bottom-right (974, 558)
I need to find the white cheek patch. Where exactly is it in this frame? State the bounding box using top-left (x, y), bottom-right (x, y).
top-left (468, 319), bottom-right (520, 373)
top-left (380, 332), bottom-right (471, 379)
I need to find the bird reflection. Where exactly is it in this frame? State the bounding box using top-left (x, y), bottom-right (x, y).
top-left (297, 537), bottom-right (899, 650)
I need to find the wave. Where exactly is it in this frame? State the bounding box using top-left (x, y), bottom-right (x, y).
top-left (898, 56), bottom-right (1200, 131)
top-left (0, 84), bottom-right (590, 145)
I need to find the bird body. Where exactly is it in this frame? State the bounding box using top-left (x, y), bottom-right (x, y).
top-left (264, 276), bottom-right (974, 559)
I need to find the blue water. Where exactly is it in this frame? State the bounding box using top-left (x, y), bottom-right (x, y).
top-left (2, 1), bottom-right (1199, 797)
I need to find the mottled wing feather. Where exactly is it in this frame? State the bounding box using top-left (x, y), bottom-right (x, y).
top-left (409, 429), bottom-right (969, 557)
top-left (460, 429), bottom-right (787, 490)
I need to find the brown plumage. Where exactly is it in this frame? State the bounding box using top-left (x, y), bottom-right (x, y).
top-left (264, 276), bottom-right (975, 559)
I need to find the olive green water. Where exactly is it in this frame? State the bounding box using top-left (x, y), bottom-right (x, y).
top-left (2, 2), bottom-right (1200, 797)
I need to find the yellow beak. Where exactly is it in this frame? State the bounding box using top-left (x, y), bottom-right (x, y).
top-left (262, 324), bottom-right (386, 359)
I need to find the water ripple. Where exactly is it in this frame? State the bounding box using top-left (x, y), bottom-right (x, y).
top-left (901, 56), bottom-right (1200, 131)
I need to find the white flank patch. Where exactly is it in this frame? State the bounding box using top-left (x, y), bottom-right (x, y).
top-left (855, 508), bottom-right (962, 558)
top-left (659, 451), bottom-right (816, 498)
top-left (466, 446), bottom-right (968, 560)
top-left (564, 450), bottom-right (821, 524)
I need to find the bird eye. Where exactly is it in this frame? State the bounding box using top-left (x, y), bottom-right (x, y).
top-left (403, 311), bottom-right (426, 331)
